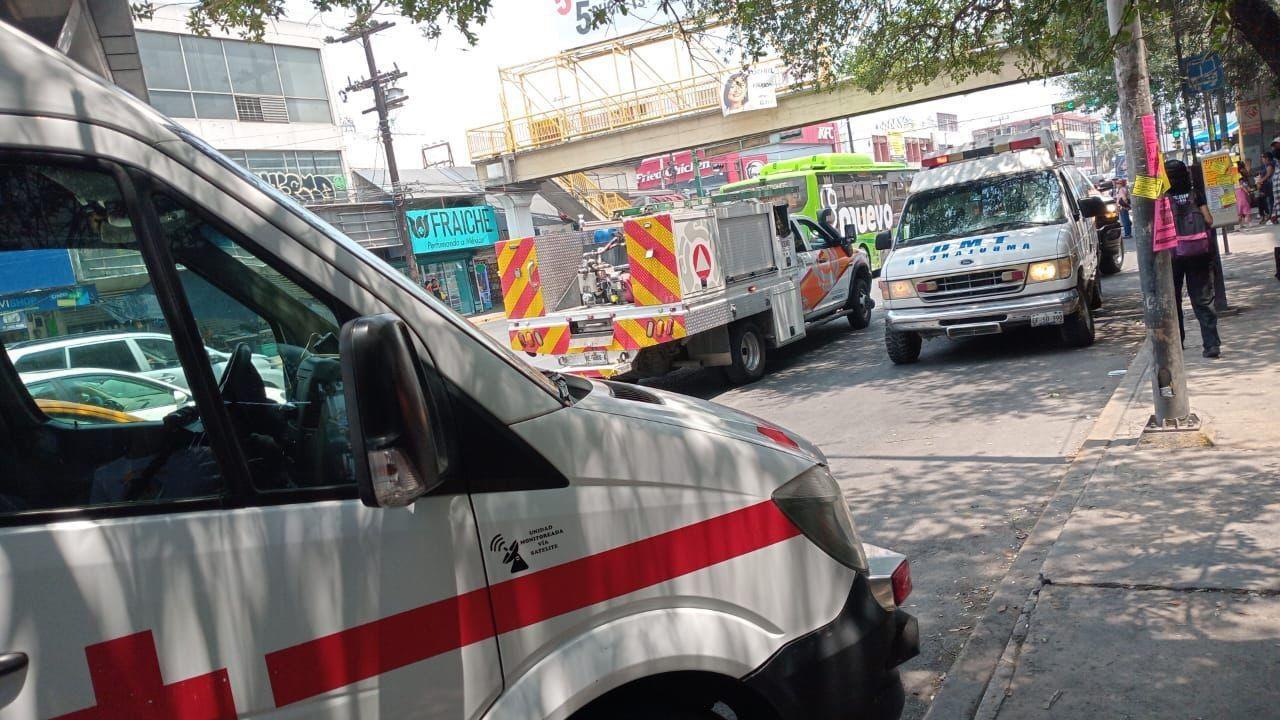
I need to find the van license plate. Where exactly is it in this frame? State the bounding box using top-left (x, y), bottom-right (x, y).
top-left (1030, 311), bottom-right (1064, 327)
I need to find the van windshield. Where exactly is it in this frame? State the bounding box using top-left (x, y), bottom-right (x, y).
top-left (171, 129), bottom-right (564, 401)
top-left (896, 170), bottom-right (1064, 248)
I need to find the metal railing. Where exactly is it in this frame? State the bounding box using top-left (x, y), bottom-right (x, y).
top-left (552, 172), bottom-right (633, 219)
top-left (468, 61), bottom-right (789, 160)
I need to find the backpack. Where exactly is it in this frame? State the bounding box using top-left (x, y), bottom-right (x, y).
top-left (1169, 193), bottom-right (1212, 257)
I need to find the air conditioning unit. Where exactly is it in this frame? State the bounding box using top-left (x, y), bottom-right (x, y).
top-left (235, 95), bottom-right (289, 123)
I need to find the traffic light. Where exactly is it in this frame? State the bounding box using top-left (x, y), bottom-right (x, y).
top-left (1171, 128), bottom-right (1181, 138)
top-left (1051, 100), bottom-right (1078, 114)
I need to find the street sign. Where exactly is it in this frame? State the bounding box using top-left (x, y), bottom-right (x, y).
top-left (1182, 52), bottom-right (1224, 93)
top-left (1051, 100), bottom-right (1078, 114)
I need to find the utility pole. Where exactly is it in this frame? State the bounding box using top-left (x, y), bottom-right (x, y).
top-left (1171, 11), bottom-right (1199, 165)
top-left (330, 21), bottom-right (419, 283)
top-left (1107, 0), bottom-right (1191, 424)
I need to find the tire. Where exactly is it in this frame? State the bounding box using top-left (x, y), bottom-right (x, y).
top-left (1099, 233), bottom-right (1125, 275)
top-left (846, 272), bottom-right (874, 330)
top-left (885, 326), bottom-right (922, 364)
top-left (1089, 274), bottom-right (1103, 310)
top-left (1060, 284), bottom-right (1097, 347)
top-left (723, 321), bottom-right (767, 384)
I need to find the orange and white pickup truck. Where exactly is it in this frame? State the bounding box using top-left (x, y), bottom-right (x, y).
top-left (500, 198), bottom-right (875, 384)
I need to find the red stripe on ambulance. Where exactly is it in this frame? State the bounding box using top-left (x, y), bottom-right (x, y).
top-left (265, 500), bottom-right (800, 706)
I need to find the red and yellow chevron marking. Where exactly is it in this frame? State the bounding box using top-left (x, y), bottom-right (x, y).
top-left (497, 237), bottom-right (546, 319)
top-left (509, 324), bottom-right (570, 355)
top-left (623, 214), bottom-right (681, 307)
top-left (799, 247), bottom-right (852, 311)
top-left (613, 315), bottom-right (687, 351)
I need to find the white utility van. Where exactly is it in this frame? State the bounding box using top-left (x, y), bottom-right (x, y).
top-left (0, 21), bottom-right (916, 720)
top-left (875, 131), bottom-right (1109, 364)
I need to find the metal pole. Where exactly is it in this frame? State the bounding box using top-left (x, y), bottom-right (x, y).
top-left (1203, 91), bottom-right (1218, 151)
top-left (691, 148), bottom-right (705, 197)
top-left (1107, 0), bottom-right (1191, 424)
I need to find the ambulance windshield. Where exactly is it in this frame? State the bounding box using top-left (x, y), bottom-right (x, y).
top-left (896, 170), bottom-right (1064, 248)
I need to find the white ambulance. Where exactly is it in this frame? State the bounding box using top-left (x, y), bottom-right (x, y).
top-left (874, 131), bottom-right (1109, 364)
top-left (0, 21), bottom-right (917, 720)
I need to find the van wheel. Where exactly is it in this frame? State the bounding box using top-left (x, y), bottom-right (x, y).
top-left (846, 272), bottom-right (873, 330)
top-left (1061, 287), bottom-right (1097, 347)
top-left (1089, 277), bottom-right (1104, 310)
top-left (723, 321), bottom-right (766, 384)
top-left (885, 327), bottom-right (922, 364)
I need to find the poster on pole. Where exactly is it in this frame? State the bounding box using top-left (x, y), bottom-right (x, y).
top-left (720, 70), bottom-right (778, 116)
top-left (1135, 114), bottom-right (1178, 252)
top-left (1201, 150), bottom-right (1239, 228)
top-left (887, 131), bottom-right (907, 161)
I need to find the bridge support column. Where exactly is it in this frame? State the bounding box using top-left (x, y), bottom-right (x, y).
top-left (496, 192), bottom-right (537, 238)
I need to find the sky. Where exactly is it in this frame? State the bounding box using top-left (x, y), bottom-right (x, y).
top-left (286, 0), bottom-right (1080, 174)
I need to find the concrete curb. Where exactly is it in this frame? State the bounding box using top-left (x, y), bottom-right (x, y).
top-left (921, 340), bottom-right (1153, 720)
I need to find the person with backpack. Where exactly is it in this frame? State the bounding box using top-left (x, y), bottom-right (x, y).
top-left (1163, 158), bottom-right (1221, 358)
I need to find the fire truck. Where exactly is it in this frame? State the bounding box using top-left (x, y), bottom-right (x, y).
top-left (499, 194), bottom-right (876, 383)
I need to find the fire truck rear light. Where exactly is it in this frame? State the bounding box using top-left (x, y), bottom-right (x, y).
top-left (892, 559), bottom-right (913, 605)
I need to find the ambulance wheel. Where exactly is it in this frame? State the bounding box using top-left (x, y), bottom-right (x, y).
top-left (885, 327), bottom-right (922, 365)
top-left (846, 272), bottom-right (873, 330)
top-left (1061, 286), bottom-right (1097, 348)
top-left (724, 321), bottom-right (767, 384)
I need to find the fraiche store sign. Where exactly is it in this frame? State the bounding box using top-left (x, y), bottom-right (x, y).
top-left (406, 205), bottom-right (500, 255)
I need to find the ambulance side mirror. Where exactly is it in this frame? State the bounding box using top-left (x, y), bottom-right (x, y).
top-left (1078, 196), bottom-right (1106, 219)
top-left (875, 231), bottom-right (894, 251)
top-left (340, 314), bottom-right (450, 508)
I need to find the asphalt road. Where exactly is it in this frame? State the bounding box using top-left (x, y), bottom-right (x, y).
top-left (643, 250), bottom-right (1147, 719)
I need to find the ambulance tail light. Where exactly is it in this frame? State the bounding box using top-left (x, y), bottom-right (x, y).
top-left (772, 466), bottom-right (869, 573)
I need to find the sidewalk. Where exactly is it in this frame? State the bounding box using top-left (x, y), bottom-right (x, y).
top-left (932, 226), bottom-right (1280, 719)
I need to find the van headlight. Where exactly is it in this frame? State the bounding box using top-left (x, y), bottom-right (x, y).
top-left (878, 279), bottom-right (918, 300)
top-left (1027, 257), bottom-right (1074, 283)
top-left (772, 466), bottom-right (868, 572)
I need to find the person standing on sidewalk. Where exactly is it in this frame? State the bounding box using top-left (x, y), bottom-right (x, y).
top-left (1164, 158), bottom-right (1222, 358)
top-left (1114, 177), bottom-right (1133, 239)
top-left (1258, 152), bottom-right (1276, 222)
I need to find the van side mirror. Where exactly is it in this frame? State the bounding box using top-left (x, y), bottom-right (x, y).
top-left (1078, 196), bottom-right (1106, 219)
top-left (875, 231), bottom-right (894, 251)
top-left (340, 314), bottom-right (449, 507)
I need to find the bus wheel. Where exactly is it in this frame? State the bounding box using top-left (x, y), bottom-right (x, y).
top-left (723, 321), bottom-right (767, 384)
top-left (846, 272), bottom-right (873, 330)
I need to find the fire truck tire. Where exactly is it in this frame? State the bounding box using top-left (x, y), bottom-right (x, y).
top-left (846, 272), bottom-right (873, 330)
top-left (885, 327), bottom-right (922, 365)
top-left (724, 321), bottom-right (767, 384)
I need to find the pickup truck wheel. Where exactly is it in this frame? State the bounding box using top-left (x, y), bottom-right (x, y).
top-left (723, 321), bottom-right (767, 384)
top-left (885, 327), bottom-right (922, 364)
top-left (1099, 233), bottom-right (1125, 275)
top-left (1060, 287), bottom-right (1097, 347)
top-left (846, 273), bottom-right (873, 330)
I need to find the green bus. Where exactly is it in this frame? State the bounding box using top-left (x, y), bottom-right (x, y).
top-left (718, 153), bottom-right (916, 272)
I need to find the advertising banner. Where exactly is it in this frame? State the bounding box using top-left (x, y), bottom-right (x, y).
top-left (888, 131), bottom-right (907, 161)
top-left (720, 70), bottom-right (777, 116)
top-left (634, 151), bottom-right (768, 191)
top-left (1201, 150), bottom-right (1239, 228)
top-left (406, 205), bottom-right (501, 255)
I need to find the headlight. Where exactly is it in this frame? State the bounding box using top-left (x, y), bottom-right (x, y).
top-left (1027, 257), bottom-right (1074, 283)
top-left (878, 279), bottom-right (918, 300)
top-left (772, 466), bottom-right (868, 572)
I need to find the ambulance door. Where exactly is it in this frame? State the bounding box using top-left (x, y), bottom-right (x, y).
top-left (792, 217), bottom-right (853, 317)
top-left (0, 153), bottom-right (499, 718)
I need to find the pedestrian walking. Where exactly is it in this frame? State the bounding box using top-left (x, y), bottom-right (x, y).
top-left (1164, 158), bottom-right (1222, 358)
top-left (1236, 163), bottom-right (1254, 227)
top-left (1258, 152), bottom-right (1276, 221)
top-left (1113, 177), bottom-right (1133, 238)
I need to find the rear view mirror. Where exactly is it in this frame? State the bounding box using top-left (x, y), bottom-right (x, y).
top-left (340, 314), bottom-right (449, 507)
top-left (1078, 196), bottom-right (1106, 219)
top-left (875, 231), bottom-right (894, 251)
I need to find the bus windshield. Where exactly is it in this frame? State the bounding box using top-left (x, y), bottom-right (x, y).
top-left (896, 170), bottom-right (1065, 248)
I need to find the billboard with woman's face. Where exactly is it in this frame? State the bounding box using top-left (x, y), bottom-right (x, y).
top-left (720, 70), bottom-right (777, 116)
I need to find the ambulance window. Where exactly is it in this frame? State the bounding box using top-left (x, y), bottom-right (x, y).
top-left (147, 192), bottom-right (358, 494)
top-left (0, 162), bottom-right (225, 518)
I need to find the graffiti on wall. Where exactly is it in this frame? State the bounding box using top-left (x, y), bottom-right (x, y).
top-left (258, 172), bottom-right (346, 203)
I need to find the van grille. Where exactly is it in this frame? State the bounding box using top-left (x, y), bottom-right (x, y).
top-left (919, 267), bottom-right (1025, 302)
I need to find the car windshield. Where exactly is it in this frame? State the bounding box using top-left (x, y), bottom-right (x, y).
top-left (896, 170), bottom-right (1065, 248)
